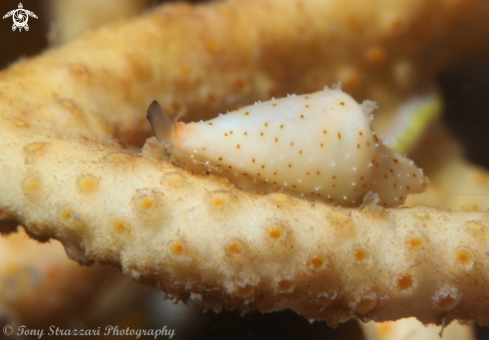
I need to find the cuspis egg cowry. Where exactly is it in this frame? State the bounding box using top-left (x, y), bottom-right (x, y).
top-left (147, 84), bottom-right (427, 206)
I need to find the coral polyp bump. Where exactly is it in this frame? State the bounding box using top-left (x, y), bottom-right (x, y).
top-left (146, 85), bottom-right (427, 206)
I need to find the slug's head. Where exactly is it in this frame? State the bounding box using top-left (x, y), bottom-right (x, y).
top-left (146, 101), bottom-right (175, 142)
top-left (146, 100), bottom-right (194, 143)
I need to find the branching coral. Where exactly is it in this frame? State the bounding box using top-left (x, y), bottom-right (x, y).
top-left (3, 126), bottom-right (489, 326)
top-left (48, 0), bottom-right (150, 45)
top-left (361, 318), bottom-right (476, 340)
top-left (1, 0), bottom-right (489, 330)
top-left (0, 229), bottom-right (130, 327)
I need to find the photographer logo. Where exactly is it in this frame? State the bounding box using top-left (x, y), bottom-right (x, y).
top-left (3, 3), bottom-right (38, 32)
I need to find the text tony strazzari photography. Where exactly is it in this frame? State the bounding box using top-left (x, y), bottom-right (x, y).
top-left (3, 325), bottom-right (176, 339)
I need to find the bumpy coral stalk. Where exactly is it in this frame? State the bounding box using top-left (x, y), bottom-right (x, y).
top-left (1, 0), bottom-right (487, 146)
top-left (0, 229), bottom-right (127, 327)
top-left (361, 318), bottom-right (475, 340)
top-left (48, 0), bottom-right (150, 45)
top-left (1, 126), bottom-right (489, 326)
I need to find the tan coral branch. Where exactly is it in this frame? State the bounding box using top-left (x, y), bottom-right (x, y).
top-left (48, 0), bottom-right (150, 45)
top-left (1, 127), bottom-right (489, 326)
top-left (0, 229), bottom-right (129, 327)
top-left (361, 318), bottom-right (476, 340)
top-left (2, 0), bottom-right (489, 146)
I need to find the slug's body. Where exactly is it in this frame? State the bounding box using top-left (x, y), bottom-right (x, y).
top-left (147, 85), bottom-right (427, 206)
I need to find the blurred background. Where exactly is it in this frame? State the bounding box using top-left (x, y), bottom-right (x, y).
top-left (0, 1), bottom-right (489, 339)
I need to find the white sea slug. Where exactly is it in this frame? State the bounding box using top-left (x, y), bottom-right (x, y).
top-left (147, 85), bottom-right (427, 207)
